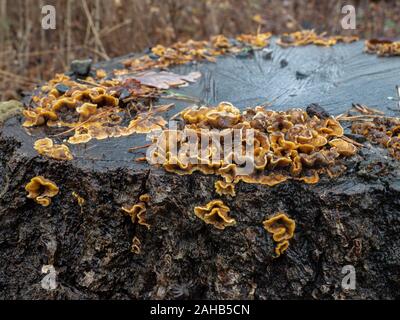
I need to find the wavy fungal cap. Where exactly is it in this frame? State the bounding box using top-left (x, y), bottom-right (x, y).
top-left (77, 103), bottom-right (98, 119)
top-left (194, 200), bottom-right (236, 230)
top-left (25, 176), bottom-right (59, 207)
top-left (263, 212), bottom-right (296, 257)
top-left (263, 213), bottom-right (296, 242)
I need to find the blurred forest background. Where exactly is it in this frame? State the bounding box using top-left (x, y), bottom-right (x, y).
top-left (0, 0), bottom-right (399, 100)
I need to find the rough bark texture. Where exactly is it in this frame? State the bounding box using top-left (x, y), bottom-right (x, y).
top-left (1, 40), bottom-right (400, 300)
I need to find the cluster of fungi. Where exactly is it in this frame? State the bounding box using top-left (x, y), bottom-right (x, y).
top-left (23, 74), bottom-right (164, 147)
top-left (149, 102), bottom-right (358, 187)
top-left (263, 213), bottom-right (296, 257)
top-left (122, 32), bottom-right (272, 72)
top-left (352, 117), bottom-right (400, 160)
top-left (365, 39), bottom-right (400, 57)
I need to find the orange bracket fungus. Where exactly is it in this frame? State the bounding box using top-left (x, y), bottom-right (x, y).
top-left (263, 212), bottom-right (296, 257)
top-left (122, 194), bottom-right (151, 229)
top-left (34, 138), bottom-right (73, 161)
top-left (277, 30), bottom-right (358, 47)
top-left (215, 181), bottom-right (236, 197)
top-left (25, 176), bottom-right (59, 207)
top-left (149, 103), bottom-right (357, 187)
top-left (123, 33), bottom-right (271, 72)
top-left (194, 200), bottom-right (236, 230)
top-left (329, 138), bottom-right (358, 157)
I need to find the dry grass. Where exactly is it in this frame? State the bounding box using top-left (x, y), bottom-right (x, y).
top-left (0, 0), bottom-right (399, 99)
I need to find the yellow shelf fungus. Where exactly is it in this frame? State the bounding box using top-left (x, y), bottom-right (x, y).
top-left (149, 103), bottom-right (357, 187)
top-left (25, 176), bottom-right (59, 207)
top-left (131, 236), bottom-right (141, 255)
top-left (277, 30), bottom-right (358, 47)
top-left (194, 200), bottom-right (236, 230)
top-left (263, 213), bottom-right (296, 242)
top-left (274, 240), bottom-right (290, 257)
top-left (22, 31), bottom-right (360, 153)
top-left (263, 212), bottom-right (296, 258)
top-left (34, 138), bottom-right (73, 161)
top-left (72, 191), bottom-right (85, 206)
top-left (124, 32), bottom-right (275, 72)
